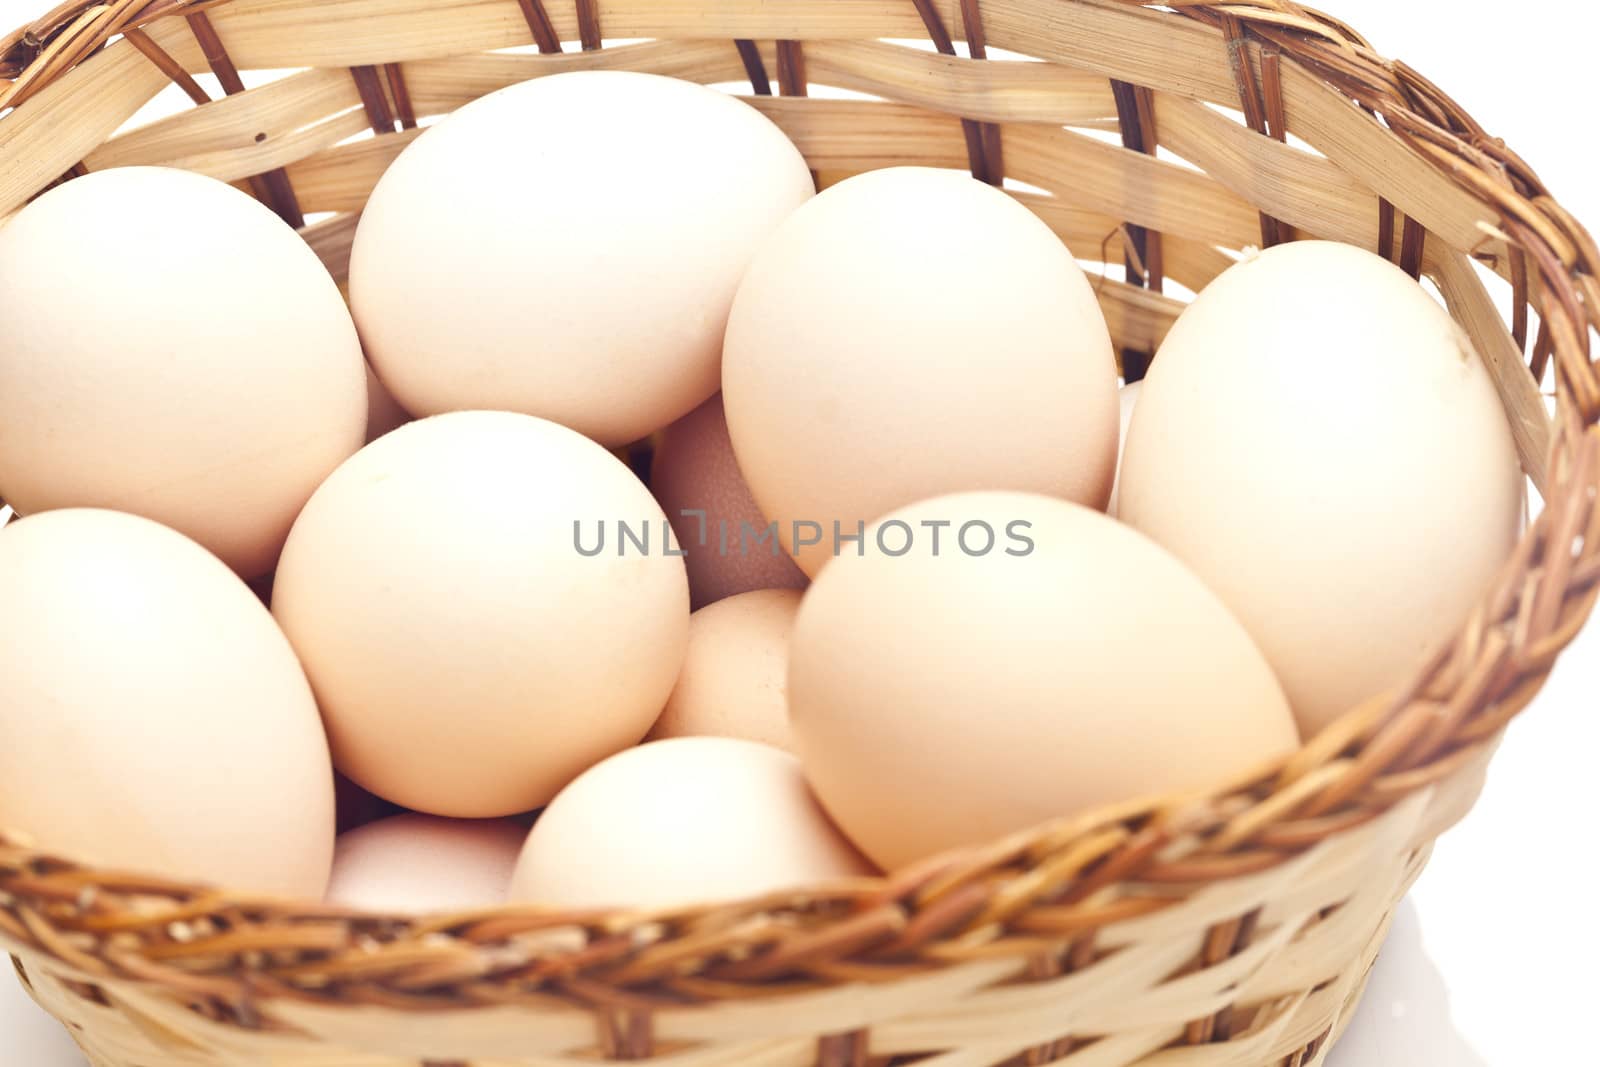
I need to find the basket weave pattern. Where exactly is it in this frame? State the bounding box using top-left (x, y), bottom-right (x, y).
top-left (2, 2), bottom-right (1598, 1065)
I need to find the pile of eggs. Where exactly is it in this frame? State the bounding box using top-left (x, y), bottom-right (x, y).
top-left (0, 70), bottom-right (1524, 913)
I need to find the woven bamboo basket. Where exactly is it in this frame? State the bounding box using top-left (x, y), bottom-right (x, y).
top-left (2, 1), bottom-right (1598, 1065)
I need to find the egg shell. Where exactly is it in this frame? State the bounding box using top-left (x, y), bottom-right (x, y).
top-left (1119, 242), bottom-right (1524, 737)
top-left (327, 814), bottom-right (526, 913)
top-left (651, 395), bottom-right (808, 610)
top-left (508, 737), bottom-right (874, 910)
top-left (350, 71), bottom-right (814, 446)
top-left (1106, 380), bottom-right (1143, 517)
top-left (647, 589), bottom-right (803, 751)
top-left (0, 509), bottom-right (335, 896)
top-left (723, 167), bottom-right (1119, 576)
top-left (0, 167), bottom-right (367, 578)
top-left (787, 491), bottom-right (1298, 871)
top-left (272, 411), bottom-right (690, 818)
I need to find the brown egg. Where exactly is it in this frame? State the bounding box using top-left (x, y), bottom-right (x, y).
top-left (0, 167), bottom-right (367, 578)
top-left (327, 814), bottom-right (526, 913)
top-left (0, 509), bottom-right (335, 896)
top-left (1119, 242), bottom-right (1524, 737)
top-left (351, 71), bottom-right (813, 446)
top-left (508, 738), bottom-right (874, 909)
top-left (724, 167), bottom-right (1118, 576)
top-left (647, 589), bottom-right (802, 751)
top-left (651, 395), bottom-right (808, 609)
top-left (273, 411), bottom-right (689, 818)
top-left (787, 492), bottom-right (1298, 871)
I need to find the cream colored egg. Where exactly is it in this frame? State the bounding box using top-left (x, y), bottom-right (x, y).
top-left (350, 71), bottom-right (814, 446)
top-left (0, 509), bottom-right (335, 896)
top-left (723, 167), bottom-right (1118, 576)
top-left (272, 411), bottom-right (689, 818)
top-left (1106, 380), bottom-right (1143, 517)
top-left (0, 167), bottom-right (367, 578)
top-left (327, 815), bottom-right (525, 913)
top-left (647, 589), bottom-right (802, 750)
top-left (651, 395), bottom-right (808, 609)
top-left (508, 737), bottom-right (874, 909)
top-left (1119, 242), bottom-right (1523, 738)
top-left (787, 492), bottom-right (1298, 871)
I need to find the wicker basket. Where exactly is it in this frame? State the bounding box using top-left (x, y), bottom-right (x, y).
top-left (2, 1), bottom-right (1597, 1065)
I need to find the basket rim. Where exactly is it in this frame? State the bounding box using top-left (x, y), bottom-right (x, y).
top-left (1, 0), bottom-right (1598, 1014)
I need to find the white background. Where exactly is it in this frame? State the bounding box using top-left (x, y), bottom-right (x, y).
top-left (1, 1), bottom-right (1595, 1064)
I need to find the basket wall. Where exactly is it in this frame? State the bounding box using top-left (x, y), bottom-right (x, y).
top-left (2, 2), bottom-right (1598, 1066)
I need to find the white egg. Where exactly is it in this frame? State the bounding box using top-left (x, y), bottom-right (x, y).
top-left (351, 72), bottom-right (813, 446)
top-left (1120, 242), bottom-right (1523, 737)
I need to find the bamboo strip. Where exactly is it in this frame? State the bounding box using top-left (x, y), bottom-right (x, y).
top-left (399, 40), bottom-right (752, 115)
top-left (1234, 859), bottom-right (1405, 1003)
top-left (404, 40), bottom-right (1123, 131)
top-left (14, 895), bottom-right (1385, 1067)
top-left (85, 42), bottom-right (776, 178)
top-left (966, 0), bottom-right (1506, 267)
top-left (132, 0), bottom-right (968, 69)
top-left (747, 96), bottom-right (973, 174)
top-left (982, 0), bottom-right (1244, 103)
top-left (1096, 277), bottom-right (1185, 357)
top-left (125, 16), bottom-right (214, 90)
top-left (1273, 62), bottom-right (1504, 270)
top-left (1004, 122), bottom-right (1262, 251)
top-left (798, 39), bottom-right (1118, 127)
top-left (1013, 192), bottom-right (1238, 293)
top-left (0, 1), bottom-right (108, 110)
top-left (756, 98), bottom-right (1272, 252)
top-left (133, 108), bottom-right (368, 185)
top-left (1152, 93), bottom-right (1380, 251)
top-left (0, 747), bottom-right (1503, 1062)
top-left (100, 0), bottom-right (1506, 270)
top-left (281, 125), bottom-right (419, 214)
top-left (1429, 251), bottom-right (1555, 490)
top-left (0, 36), bottom-right (170, 215)
top-left (650, 960), bottom-right (1022, 1045)
top-left (96, 0), bottom-right (1516, 271)
top-left (123, 26), bottom-right (210, 103)
top-left (272, 96), bottom-right (1270, 253)
top-left (300, 210), bottom-right (361, 282)
top-left (85, 66), bottom-right (362, 172)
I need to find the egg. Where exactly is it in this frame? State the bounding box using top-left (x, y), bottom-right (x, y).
top-left (1119, 242), bottom-right (1524, 737)
top-left (647, 589), bottom-right (803, 750)
top-left (509, 737), bottom-right (873, 910)
top-left (723, 167), bottom-right (1118, 576)
top-left (0, 509), bottom-right (335, 895)
top-left (1106, 380), bottom-right (1143, 517)
top-left (0, 167), bottom-right (367, 578)
top-left (327, 815), bottom-right (525, 913)
top-left (350, 71), bottom-right (814, 446)
top-left (787, 492), bottom-right (1298, 871)
top-left (651, 395), bottom-right (808, 609)
top-left (272, 411), bottom-right (689, 818)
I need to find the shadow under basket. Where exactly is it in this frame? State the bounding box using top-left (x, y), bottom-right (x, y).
top-left (3, 1), bottom-right (1599, 1065)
